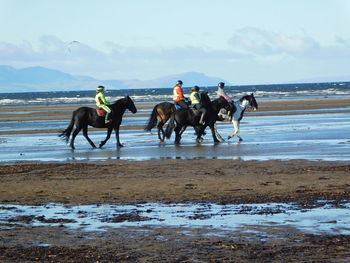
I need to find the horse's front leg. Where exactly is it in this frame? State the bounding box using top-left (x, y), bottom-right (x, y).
top-left (209, 124), bottom-right (220, 144)
top-left (213, 124), bottom-right (225, 142)
top-left (99, 127), bottom-right (113, 148)
top-left (114, 125), bottom-right (124, 147)
top-left (174, 125), bottom-right (182, 144)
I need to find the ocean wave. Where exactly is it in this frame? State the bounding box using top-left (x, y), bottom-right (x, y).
top-left (1, 84), bottom-right (350, 106)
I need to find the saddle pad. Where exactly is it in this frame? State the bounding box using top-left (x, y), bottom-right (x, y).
top-left (96, 108), bottom-right (106, 117)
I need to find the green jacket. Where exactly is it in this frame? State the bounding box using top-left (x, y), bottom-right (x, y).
top-left (95, 92), bottom-right (110, 107)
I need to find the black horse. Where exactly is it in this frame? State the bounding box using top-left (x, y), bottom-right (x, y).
top-left (59, 96), bottom-right (137, 149)
top-left (165, 92), bottom-right (231, 144)
top-left (144, 102), bottom-right (176, 142)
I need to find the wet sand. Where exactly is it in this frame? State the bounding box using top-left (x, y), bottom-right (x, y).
top-left (1, 97), bottom-right (350, 262)
top-left (0, 159), bottom-right (350, 262)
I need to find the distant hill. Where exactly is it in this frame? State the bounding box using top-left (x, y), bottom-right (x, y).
top-left (0, 65), bottom-right (229, 92)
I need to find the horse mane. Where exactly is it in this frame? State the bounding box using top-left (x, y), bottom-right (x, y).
top-left (239, 95), bottom-right (250, 102)
top-left (112, 96), bottom-right (128, 105)
top-left (200, 91), bottom-right (211, 105)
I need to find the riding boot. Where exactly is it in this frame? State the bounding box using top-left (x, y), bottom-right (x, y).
top-left (105, 112), bottom-right (110, 124)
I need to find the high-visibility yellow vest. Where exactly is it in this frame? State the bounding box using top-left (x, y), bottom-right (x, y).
top-left (190, 91), bottom-right (201, 104)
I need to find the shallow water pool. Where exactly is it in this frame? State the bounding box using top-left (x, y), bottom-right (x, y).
top-left (1, 201), bottom-right (349, 236)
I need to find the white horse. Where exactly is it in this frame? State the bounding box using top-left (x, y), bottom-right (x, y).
top-left (215, 93), bottom-right (258, 142)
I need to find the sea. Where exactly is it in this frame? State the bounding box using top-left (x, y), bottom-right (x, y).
top-left (1, 82), bottom-right (350, 106)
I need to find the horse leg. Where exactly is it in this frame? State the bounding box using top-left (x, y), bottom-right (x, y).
top-left (157, 121), bottom-right (164, 142)
top-left (70, 127), bottom-right (81, 150)
top-left (179, 125), bottom-right (187, 136)
top-left (196, 126), bottom-right (205, 143)
top-left (174, 125), bottom-right (182, 144)
top-left (83, 126), bottom-right (96, 148)
top-left (236, 121), bottom-right (243, 141)
top-left (228, 120), bottom-right (242, 141)
top-left (209, 124), bottom-right (220, 144)
top-left (99, 127), bottom-right (113, 148)
top-left (213, 124), bottom-right (225, 142)
top-left (114, 125), bottom-right (123, 147)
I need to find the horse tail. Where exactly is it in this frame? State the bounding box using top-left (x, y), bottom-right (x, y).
top-left (144, 105), bottom-right (158, 131)
top-left (58, 112), bottom-right (75, 143)
top-left (165, 113), bottom-right (175, 139)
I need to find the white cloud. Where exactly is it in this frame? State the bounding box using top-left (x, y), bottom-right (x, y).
top-left (0, 35), bottom-right (250, 80)
top-left (1, 32), bottom-right (350, 84)
top-left (228, 27), bottom-right (320, 56)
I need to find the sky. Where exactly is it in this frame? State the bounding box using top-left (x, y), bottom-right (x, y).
top-left (1, 0), bottom-right (350, 85)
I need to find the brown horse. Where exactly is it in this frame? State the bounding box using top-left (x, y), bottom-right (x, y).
top-left (144, 102), bottom-right (176, 142)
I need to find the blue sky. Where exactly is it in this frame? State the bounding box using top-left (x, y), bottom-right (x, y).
top-left (1, 0), bottom-right (350, 84)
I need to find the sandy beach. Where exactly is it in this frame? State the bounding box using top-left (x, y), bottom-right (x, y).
top-left (0, 97), bottom-right (350, 262)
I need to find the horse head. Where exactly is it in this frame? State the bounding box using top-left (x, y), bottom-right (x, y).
top-left (110, 96), bottom-right (137, 115)
top-left (240, 93), bottom-right (258, 111)
top-left (200, 91), bottom-right (211, 107)
top-left (125, 95), bottom-right (137, 114)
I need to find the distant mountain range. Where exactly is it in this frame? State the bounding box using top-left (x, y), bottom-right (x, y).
top-left (0, 65), bottom-right (228, 92)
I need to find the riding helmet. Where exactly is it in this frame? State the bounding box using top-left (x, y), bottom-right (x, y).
top-left (176, 80), bottom-right (183, 85)
top-left (218, 82), bottom-right (225, 88)
top-left (96, 85), bottom-right (105, 91)
top-left (192, 85), bottom-right (200, 92)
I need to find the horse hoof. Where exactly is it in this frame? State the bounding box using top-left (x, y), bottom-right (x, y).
top-left (238, 138), bottom-right (243, 142)
top-left (227, 136), bottom-right (232, 140)
top-left (117, 144), bottom-right (124, 148)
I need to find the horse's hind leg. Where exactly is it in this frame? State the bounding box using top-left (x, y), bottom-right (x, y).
top-left (83, 126), bottom-right (96, 148)
top-left (228, 120), bottom-right (242, 141)
top-left (157, 121), bottom-right (165, 142)
top-left (70, 127), bottom-right (81, 150)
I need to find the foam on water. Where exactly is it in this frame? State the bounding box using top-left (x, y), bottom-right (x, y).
top-left (1, 82), bottom-right (350, 106)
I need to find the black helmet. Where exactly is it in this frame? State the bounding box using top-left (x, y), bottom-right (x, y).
top-left (218, 82), bottom-right (225, 88)
top-left (192, 85), bottom-right (200, 92)
top-left (176, 80), bottom-right (183, 85)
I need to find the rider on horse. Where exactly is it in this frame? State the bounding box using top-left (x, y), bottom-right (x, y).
top-left (190, 85), bottom-right (206, 125)
top-left (173, 80), bottom-right (189, 109)
top-left (216, 82), bottom-right (233, 102)
top-left (216, 82), bottom-right (233, 119)
top-left (95, 85), bottom-right (112, 123)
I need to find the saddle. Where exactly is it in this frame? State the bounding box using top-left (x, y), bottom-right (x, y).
top-left (96, 107), bottom-right (106, 117)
